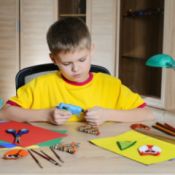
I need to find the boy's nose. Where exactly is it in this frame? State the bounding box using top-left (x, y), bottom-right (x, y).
top-left (72, 64), bottom-right (79, 72)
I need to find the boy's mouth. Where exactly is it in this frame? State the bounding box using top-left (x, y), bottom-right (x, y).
top-left (71, 73), bottom-right (89, 82)
top-left (73, 74), bottom-right (81, 78)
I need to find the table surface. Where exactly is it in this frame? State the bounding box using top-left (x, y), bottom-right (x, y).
top-left (0, 121), bottom-right (175, 175)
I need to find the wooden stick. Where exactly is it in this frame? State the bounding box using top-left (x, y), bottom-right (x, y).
top-left (40, 150), bottom-right (61, 166)
top-left (50, 147), bottom-right (64, 163)
top-left (155, 122), bottom-right (175, 133)
top-left (156, 122), bottom-right (175, 133)
top-left (164, 123), bottom-right (175, 132)
top-left (31, 149), bottom-right (59, 166)
top-left (135, 128), bottom-right (175, 144)
top-left (28, 150), bottom-right (43, 168)
top-left (152, 124), bottom-right (175, 136)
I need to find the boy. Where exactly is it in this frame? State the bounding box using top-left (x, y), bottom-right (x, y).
top-left (0, 17), bottom-right (154, 125)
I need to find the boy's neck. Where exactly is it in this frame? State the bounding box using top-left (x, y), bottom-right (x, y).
top-left (61, 72), bottom-right (93, 86)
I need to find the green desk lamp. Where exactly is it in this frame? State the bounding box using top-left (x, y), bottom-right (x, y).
top-left (145, 53), bottom-right (175, 69)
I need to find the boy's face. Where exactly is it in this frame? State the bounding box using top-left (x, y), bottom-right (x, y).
top-left (50, 48), bottom-right (92, 82)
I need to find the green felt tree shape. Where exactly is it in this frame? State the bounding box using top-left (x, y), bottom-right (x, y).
top-left (116, 141), bottom-right (137, 150)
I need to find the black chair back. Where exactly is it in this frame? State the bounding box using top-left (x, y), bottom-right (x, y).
top-left (16, 63), bottom-right (110, 90)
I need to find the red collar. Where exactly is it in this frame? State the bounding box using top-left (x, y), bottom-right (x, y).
top-left (61, 72), bottom-right (93, 86)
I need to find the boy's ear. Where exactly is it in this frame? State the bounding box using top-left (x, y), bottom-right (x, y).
top-left (49, 53), bottom-right (56, 64)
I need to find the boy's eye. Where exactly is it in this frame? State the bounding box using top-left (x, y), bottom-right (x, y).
top-left (62, 62), bottom-right (71, 66)
top-left (79, 57), bottom-right (86, 62)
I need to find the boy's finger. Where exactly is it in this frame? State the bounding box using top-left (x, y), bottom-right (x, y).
top-left (56, 109), bottom-right (72, 115)
top-left (55, 116), bottom-right (70, 121)
top-left (54, 115), bottom-right (71, 121)
top-left (88, 121), bottom-right (98, 126)
top-left (86, 109), bottom-right (99, 116)
top-left (54, 116), bottom-right (70, 124)
top-left (85, 114), bottom-right (98, 120)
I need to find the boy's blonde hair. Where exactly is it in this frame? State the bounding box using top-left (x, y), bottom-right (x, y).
top-left (47, 17), bottom-right (91, 54)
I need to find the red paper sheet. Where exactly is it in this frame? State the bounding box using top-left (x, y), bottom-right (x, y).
top-left (0, 121), bottom-right (67, 147)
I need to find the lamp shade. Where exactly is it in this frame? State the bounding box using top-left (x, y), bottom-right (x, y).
top-left (145, 54), bottom-right (175, 68)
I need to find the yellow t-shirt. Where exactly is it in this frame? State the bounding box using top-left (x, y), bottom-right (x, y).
top-left (9, 72), bottom-right (144, 121)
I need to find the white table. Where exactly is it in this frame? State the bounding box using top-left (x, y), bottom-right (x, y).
top-left (0, 121), bottom-right (175, 175)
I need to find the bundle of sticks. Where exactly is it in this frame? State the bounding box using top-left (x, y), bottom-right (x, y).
top-left (152, 122), bottom-right (175, 137)
top-left (131, 122), bottom-right (175, 145)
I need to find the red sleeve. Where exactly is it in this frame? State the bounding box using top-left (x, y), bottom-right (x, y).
top-left (137, 102), bottom-right (147, 108)
top-left (6, 100), bottom-right (21, 107)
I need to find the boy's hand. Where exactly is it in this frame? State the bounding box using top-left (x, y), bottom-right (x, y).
top-left (50, 108), bottom-right (72, 125)
top-left (85, 106), bottom-right (108, 126)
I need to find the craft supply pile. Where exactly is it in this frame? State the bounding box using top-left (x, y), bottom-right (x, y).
top-left (0, 121), bottom-right (80, 168)
top-left (90, 122), bottom-right (175, 165)
top-left (1, 120), bottom-right (175, 168)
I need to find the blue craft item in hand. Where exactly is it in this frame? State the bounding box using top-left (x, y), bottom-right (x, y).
top-left (57, 103), bottom-right (84, 115)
